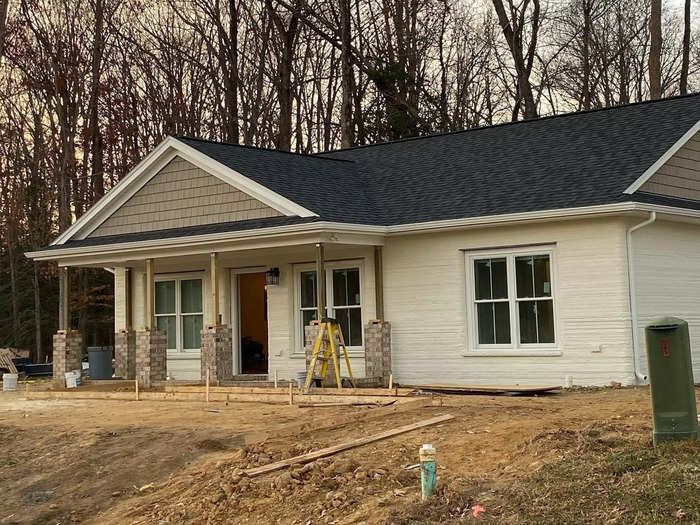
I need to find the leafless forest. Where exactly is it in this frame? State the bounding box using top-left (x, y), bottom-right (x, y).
top-left (0, 0), bottom-right (696, 358)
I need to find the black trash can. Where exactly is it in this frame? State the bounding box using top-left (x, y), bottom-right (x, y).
top-left (87, 347), bottom-right (113, 380)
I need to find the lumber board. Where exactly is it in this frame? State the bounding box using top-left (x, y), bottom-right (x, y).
top-left (0, 350), bottom-right (18, 374)
top-left (407, 384), bottom-right (560, 394)
top-left (164, 385), bottom-right (410, 396)
top-left (23, 390), bottom-right (414, 405)
top-left (296, 400), bottom-right (397, 408)
top-left (243, 414), bottom-right (455, 478)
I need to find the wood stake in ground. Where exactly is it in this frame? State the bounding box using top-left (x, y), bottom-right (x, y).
top-left (206, 368), bottom-right (210, 403)
top-left (243, 413), bottom-right (454, 478)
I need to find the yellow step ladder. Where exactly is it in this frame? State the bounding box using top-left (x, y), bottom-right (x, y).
top-left (303, 318), bottom-right (355, 390)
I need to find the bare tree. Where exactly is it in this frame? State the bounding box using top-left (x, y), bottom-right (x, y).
top-left (88, 0), bottom-right (106, 203)
top-left (649, 0), bottom-right (662, 98)
top-left (491, 0), bottom-right (540, 119)
top-left (680, 0), bottom-right (690, 94)
top-left (0, 0), bottom-right (9, 59)
top-left (339, 0), bottom-right (354, 148)
top-left (266, 0), bottom-right (301, 151)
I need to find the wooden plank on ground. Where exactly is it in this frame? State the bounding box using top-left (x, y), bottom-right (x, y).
top-left (242, 413), bottom-right (455, 478)
top-left (164, 385), bottom-right (409, 396)
top-left (296, 400), bottom-right (397, 408)
top-left (407, 384), bottom-right (560, 394)
top-left (22, 390), bottom-right (416, 405)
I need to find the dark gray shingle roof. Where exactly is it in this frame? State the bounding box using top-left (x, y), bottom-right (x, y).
top-left (51, 94), bottom-right (700, 251)
top-left (180, 94), bottom-right (700, 228)
top-left (319, 93), bottom-right (700, 224)
top-left (176, 138), bottom-right (383, 224)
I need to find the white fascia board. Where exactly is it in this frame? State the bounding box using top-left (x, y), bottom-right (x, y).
top-left (31, 202), bottom-right (700, 263)
top-left (53, 137), bottom-right (318, 245)
top-left (26, 221), bottom-right (385, 261)
top-left (623, 119), bottom-right (700, 195)
top-left (384, 202), bottom-right (640, 234)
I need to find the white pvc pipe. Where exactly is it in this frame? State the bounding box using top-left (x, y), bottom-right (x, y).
top-left (626, 211), bottom-right (657, 383)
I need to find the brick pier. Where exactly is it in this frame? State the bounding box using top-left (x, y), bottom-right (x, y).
top-left (364, 320), bottom-right (392, 386)
top-left (200, 325), bottom-right (233, 384)
top-left (114, 329), bottom-right (136, 380)
top-left (52, 330), bottom-right (83, 387)
top-left (135, 330), bottom-right (167, 387)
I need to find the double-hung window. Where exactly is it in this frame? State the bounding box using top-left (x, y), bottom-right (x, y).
top-left (296, 263), bottom-right (364, 352)
top-left (468, 250), bottom-right (556, 350)
top-left (155, 277), bottom-right (204, 352)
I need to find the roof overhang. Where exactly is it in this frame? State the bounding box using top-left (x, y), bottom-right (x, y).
top-left (27, 201), bottom-right (700, 267)
top-left (51, 136), bottom-right (319, 246)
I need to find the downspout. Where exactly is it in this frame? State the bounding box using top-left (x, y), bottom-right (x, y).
top-left (626, 211), bottom-right (656, 383)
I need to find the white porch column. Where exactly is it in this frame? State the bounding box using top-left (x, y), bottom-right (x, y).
top-left (210, 252), bottom-right (219, 326)
top-left (201, 251), bottom-right (233, 383)
top-left (315, 243), bottom-right (326, 319)
top-left (114, 267), bottom-right (136, 379)
top-left (58, 266), bottom-right (71, 331)
top-left (144, 258), bottom-right (154, 330)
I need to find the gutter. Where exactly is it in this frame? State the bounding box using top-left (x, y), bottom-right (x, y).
top-left (626, 211), bottom-right (657, 383)
top-left (27, 201), bottom-right (700, 262)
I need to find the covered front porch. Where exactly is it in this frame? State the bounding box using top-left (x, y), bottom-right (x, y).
top-left (50, 229), bottom-right (391, 387)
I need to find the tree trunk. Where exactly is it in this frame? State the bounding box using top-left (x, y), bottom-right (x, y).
top-left (491, 0), bottom-right (539, 119)
top-left (6, 232), bottom-right (19, 347)
top-left (617, 7), bottom-right (630, 104)
top-left (339, 0), bottom-right (354, 148)
top-left (0, 0), bottom-right (9, 60)
top-left (225, 0), bottom-right (240, 143)
top-left (266, 0), bottom-right (300, 152)
top-left (648, 0), bottom-right (662, 99)
top-left (33, 261), bottom-right (42, 362)
top-left (278, 33), bottom-right (294, 151)
top-left (581, 0), bottom-right (593, 110)
top-left (680, 0), bottom-right (690, 95)
top-left (88, 0), bottom-right (105, 203)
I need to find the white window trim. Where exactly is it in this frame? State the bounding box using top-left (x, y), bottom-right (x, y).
top-left (464, 246), bottom-right (561, 356)
top-left (155, 272), bottom-right (205, 355)
top-left (293, 260), bottom-right (365, 356)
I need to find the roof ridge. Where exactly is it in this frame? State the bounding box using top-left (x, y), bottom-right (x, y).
top-left (319, 92), bottom-right (700, 155)
top-left (175, 135), bottom-right (355, 163)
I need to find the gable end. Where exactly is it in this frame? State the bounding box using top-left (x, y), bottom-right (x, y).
top-left (638, 130), bottom-right (700, 202)
top-left (88, 157), bottom-right (282, 238)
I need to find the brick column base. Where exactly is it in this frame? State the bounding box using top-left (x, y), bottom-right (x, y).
top-left (135, 330), bottom-right (167, 388)
top-left (365, 320), bottom-right (392, 386)
top-left (52, 330), bottom-right (83, 387)
top-left (114, 330), bottom-right (136, 379)
top-left (304, 321), bottom-right (338, 387)
top-left (200, 325), bottom-right (233, 384)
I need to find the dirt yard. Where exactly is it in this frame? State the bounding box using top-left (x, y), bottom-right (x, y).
top-left (1, 387), bottom-right (698, 525)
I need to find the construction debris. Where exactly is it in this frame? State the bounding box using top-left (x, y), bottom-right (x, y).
top-left (0, 349), bottom-right (19, 374)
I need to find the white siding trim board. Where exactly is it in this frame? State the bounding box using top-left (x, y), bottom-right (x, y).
top-left (31, 202), bottom-right (700, 265)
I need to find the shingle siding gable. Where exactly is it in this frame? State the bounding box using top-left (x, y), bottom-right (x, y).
top-left (639, 130), bottom-right (700, 202)
top-left (88, 156), bottom-right (282, 238)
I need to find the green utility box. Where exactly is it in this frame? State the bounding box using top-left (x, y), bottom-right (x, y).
top-left (644, 317), bottom-right (699, 445)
